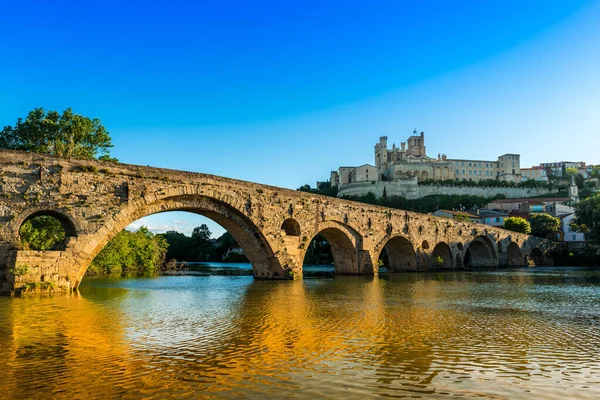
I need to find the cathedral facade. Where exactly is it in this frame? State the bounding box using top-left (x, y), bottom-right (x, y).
top-left (331, 131), bottom-right (521, 187)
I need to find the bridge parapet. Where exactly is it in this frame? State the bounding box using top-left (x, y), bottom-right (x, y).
top-left (0, 150), bottom-right (554, 295)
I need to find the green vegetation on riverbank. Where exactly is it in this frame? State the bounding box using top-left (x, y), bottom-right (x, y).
top-left (340, 192), bottom-right (506, 214)
top-left (87, 227), bottom-right (168, 276)
top-left (159, 225), bottom-right (249, 263)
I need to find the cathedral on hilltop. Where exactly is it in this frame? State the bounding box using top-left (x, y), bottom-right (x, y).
top-left (331, 130), bottom-right (521, 187)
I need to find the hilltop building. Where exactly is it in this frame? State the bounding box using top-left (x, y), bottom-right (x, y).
top-left (521, 161), bottom-right (588, 182)
top-left (331, 131), bottom-right (521, 187)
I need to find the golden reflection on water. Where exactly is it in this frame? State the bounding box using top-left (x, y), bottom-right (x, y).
top-left (2, 269), bottom-right (600, 399)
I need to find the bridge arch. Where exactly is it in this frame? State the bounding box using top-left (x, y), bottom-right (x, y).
top-left (73, 194), bottom-right (286, 287)
top-left (13, 208), bottom-right (79, 239)
top-left (464, 235), bottom-right (498, 268)
top-left (530, 247), bottom-right (544, 266)
top-left (12, 208), bottom-right (79, 251)
top-left (431, 242), bottom-right (454, 270)
top-left (281, 218), bottom-right (301, 236)
top-left (506, 242), bottom-right (524, 266)
top-left (302, 221), bottom-right (359, 275)
top-left (375, 235), bottom-right (417, 271)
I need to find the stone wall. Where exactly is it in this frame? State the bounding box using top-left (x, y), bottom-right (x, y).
top-left (337, 181), bottom-right (556, 200)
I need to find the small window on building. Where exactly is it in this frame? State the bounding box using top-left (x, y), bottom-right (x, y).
top-left (495, 217), bottom-right (500, 222)
top-left (462, 170), bottom-right (465, 175)
top-left (573, 234), bottom-right (577, 241)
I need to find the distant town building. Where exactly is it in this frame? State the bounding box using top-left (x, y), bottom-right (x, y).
top-left (559, 213), bottom-right (585, 243)
top-left (485, 197), bottom-right (571, 212)
top-left (223, 246), bottom-right (243, 260)
top-left (330, 131), bottom-right (522, 187)
top-left (538, 161), bottom-right (585, 178)
top-left (520, 166), bottom-right (548, 182)
top-left (478, 210), bottom-right (509, 227)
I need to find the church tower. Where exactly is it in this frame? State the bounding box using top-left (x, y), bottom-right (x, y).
top-left (569, 175), bottom-right (579, 202)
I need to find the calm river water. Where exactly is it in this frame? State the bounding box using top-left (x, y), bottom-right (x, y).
top-left (2, 266), bottom-right (600, 399)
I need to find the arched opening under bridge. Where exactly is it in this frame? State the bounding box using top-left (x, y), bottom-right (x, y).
top-left (506, 242), bottom-right (524, 266)
top-left (530, 247), bottom-right (544, 266)
top-left (431, 242), bottom-right (454, 270)
top-left (464, 235), bottom-right (498, 268)
top-left (76, 194), bottom-right (284, 287)
top-left (378, 236), bottom-right (417, 272)
top-left (18, 210), bottom-right (78, 251)
top-left (302, 227), bottom-right (358, 275)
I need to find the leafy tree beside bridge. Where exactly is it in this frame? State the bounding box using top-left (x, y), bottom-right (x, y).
top-left (529, 213), bottom-right (560, 239)
top-left (0, 107), bottom-right (115, 160)
top-left (572, 194), bottom-right (600, 246)
top-left (503, 216), bottom-right (531, 234)
top-left (4, 108), bottom-right (118, 255)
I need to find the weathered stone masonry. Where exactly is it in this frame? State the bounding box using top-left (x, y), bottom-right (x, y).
top-left (0, 150), bottom-right (553, 295)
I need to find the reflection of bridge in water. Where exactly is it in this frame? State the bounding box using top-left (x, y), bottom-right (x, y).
top-left (0, 150), bottom-right (552, 294)
top-left (1, 274), bottom-right (559, 397)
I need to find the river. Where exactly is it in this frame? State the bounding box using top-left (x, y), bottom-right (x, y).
top-left (1, 266), bottom-right (600, 399)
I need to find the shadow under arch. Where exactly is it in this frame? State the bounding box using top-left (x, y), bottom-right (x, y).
top-left (530, 247), bottom-right (544, 266)
top-left (464, 235), bottom-right (498, 268)
top-left (302, 222), bottom-right (359, 275)
top-left (431, 242), bottom-right (454, 270)
top-left (281, 218), bottom-right (301, 236)
top-left (506, 242), bottom-right (524, 266)
top-left (74, 194), bottom-right (284, 287)
top-left (376, 235), bottom-right (417, 272)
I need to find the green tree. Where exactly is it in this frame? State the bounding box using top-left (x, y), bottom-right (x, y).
top-left (454, 214), bottom-right (469, 222)
top-left (192, 224), bottom-right (211, 243)
top-left (19, 216), bottom-right (66, 250)
top-left (503, 216), bottom-right (531, 234)
top-left (191, 224), bottom-right (216, 261)
top-left (296, 183), bottom-right (338, 197)
top-left (572, 194), bottom-right (600, 245)
top-left (160, 231), bottom-right (194, 261)
top-left (575, 173), bottom-right (584, 189)
top-left (0, 108), bottom-right (114, 160)
top-left (529, 213), bottom-right (560, 239)
top-left (565, 167), bottom-right (579, 178)
top-left (89, 227), bottom-right (168, 275)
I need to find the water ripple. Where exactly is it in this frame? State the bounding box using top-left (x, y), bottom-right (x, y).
top-left (2, 269), bottom-right (600, 399)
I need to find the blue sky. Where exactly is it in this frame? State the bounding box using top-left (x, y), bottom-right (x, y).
top-left (2, 1), bottom-right (599, 237)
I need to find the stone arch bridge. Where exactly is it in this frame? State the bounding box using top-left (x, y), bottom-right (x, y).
top-left (0, 150), bottom-right (553, 295)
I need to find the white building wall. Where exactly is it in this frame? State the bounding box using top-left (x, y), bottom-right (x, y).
top-left (562, 214), bottom-right (586, 242)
